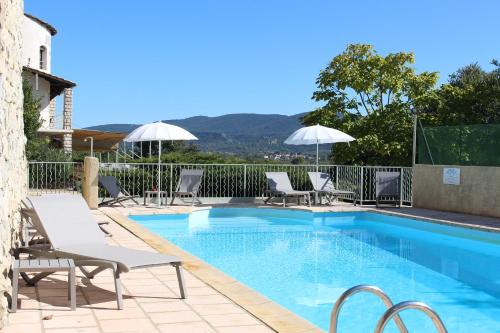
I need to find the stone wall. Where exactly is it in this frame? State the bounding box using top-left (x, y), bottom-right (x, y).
top-left (62, 88), bottom-right (72, 153)
top-left (413, 165), bottom-right (500, 218)
top-left (0, 0), bottom-right (26, 328)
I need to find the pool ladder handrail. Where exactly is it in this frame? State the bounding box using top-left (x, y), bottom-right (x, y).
top-left (329, 285), bottom-right (448, 333)
top-left (329, 285), bottom-right (409, 333)
top-left (374, 301), bottom-right (448, 333)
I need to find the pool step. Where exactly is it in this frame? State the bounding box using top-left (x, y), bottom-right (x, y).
top-left (329, 285), bottom-right (448, 333)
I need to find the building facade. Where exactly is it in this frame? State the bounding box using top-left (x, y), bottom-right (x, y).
top-left (22, 13), bottom-right (76, 152)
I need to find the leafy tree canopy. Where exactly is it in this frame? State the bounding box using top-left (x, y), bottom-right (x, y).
top-left (420, 60), bottom-right (500, 125)
top-left (23, 79), bottom-right (70, 161)
top-left (23, 79), bottom-right (42, 142)
top-left (303, 44), bottom-right (438, 166)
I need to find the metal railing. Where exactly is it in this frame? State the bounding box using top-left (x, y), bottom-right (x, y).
top-left (29, 162), bottom-right (413, 205)
top-left (28, 162), bottom-right (83, 193)
top-left (330, 285), bottom-right (448, 333)
top-left (374, 301), bottom-right (448, 333)
top-left (329, 285), bottom-right (408, 333)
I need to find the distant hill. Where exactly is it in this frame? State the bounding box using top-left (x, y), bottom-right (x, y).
top-left (86, 113), bottom-right (330, 156)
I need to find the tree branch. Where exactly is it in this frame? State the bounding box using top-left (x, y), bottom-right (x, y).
top-left (365, 94), bottom-right (376, 112)
top-left (358, 94), bottom-right (371, 114)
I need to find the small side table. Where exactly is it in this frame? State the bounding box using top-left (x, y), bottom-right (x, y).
top-left (144, 190), bottom-right (169, 205)
top-left (11, 258), bottom-right (76, 312)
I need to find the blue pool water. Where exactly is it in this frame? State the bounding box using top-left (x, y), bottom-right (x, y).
top-left (131, 209), bottom-right (500, 332)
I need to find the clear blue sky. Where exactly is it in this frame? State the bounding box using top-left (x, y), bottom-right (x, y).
top-left (25, 0), bottom-right (500, 128)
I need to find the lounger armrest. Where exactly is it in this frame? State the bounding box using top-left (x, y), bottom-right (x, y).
top-left (74, 259), bottom-right (121, 273)
top-left (14, 246), bottom-right (57, 259)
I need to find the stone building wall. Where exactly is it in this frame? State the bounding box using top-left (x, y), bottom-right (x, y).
top-left (0, 0), bottom-right (26, 328)
top-left (62, 88), bottom-right (72, 153)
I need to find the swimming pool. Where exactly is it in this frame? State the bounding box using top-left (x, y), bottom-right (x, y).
top-left (131, 208), bottom-right (500, 332)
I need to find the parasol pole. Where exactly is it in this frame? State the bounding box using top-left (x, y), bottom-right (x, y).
top-left (316, 138), bottom-right (319, 204)
top-left (158, 140), bottom-right (161, 207)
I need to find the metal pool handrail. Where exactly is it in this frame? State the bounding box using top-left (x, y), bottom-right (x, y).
top-left (329, 285), bottom-right (409, 333)
top-left (374, 301), bottom-right (448, 333)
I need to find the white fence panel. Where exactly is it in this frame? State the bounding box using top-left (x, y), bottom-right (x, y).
top-left (28, 162), bottom-right (413, 205)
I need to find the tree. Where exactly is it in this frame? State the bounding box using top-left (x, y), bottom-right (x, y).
top-left (23, 79), bottom-right (42, 142)
top-left (416, 61), bottom-right (500, 166)
top-left (302, 44), bottom-right (438, 166)
top-left (23, 79), bottom-right (70, 161)
top-left (420, 60), bottom-right (500, 125)
top-left (290, 156), bottom-right (305, 165)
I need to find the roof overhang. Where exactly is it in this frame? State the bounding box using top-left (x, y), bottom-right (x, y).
top-left (38, 129), bottom-right (127, 152)
top-left (72, 129), bottom-right (127, 152)
top-left (25, 13), bottom-right (57, 36)
top-left (23, 66), bottom-right (76, 99)
top-left (38, 128), bottom-right (73, 135)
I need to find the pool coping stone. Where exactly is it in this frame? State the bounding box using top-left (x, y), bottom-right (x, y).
top-left (101, 203), bottom-right (500, 333)
top-left (102, 208), bottom-right (325, 333)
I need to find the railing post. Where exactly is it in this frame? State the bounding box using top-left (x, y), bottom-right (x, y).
top-left (243, 164), bottom-right (247, 197)
top-left (360, 166), bottom-right (364, 206)
top-left (169, 163), bottom-right (173, 200)
top-left (335, 165), bottom-right (338, 190)
top-left (399, 168), bottom-right (404, 207)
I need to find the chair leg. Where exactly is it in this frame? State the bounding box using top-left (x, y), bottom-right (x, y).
top-left (174, 264), bottom-right (187, 299)
top-left (69, 267), bottom-right (76, 310)
top-left (113, 268), bottom-right (123, 310)
top-left (195, 194), bottom-right (202, 205)
top-left (170, 194), bottom-right (176, 205)
top-left (80, 266), bottom-right (107, 279)
top-left (11, 268), bottom-right (19, 313)
top-left (25, 271), bottom-right (53, 286)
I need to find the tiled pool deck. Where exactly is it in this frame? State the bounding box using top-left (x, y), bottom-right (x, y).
top-left (3, 202), bottom-right (500, 333)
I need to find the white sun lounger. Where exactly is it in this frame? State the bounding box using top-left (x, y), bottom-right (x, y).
top-left (264, 172), bottom-right (311, 207)
top-left (99, 176), bottom-right (140, 207)
top-left (18, 194), bottom-right (186, 309)
top-left (375, 171), bottom-right (401, 207)
top-left (170, 169), bottom-right (204, 206)
top-left (308, 172), bottom-right (357, 205)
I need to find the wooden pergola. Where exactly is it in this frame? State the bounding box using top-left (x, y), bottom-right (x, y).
top-left (71, 129), bottom-right (127, 152)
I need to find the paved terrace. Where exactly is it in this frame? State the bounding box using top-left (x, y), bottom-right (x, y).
top-left (3, 208), bottom-right (281, 333)
top-left (3, 202), bottom-right (500, 333)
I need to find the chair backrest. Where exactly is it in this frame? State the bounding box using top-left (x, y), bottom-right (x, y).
top-left (308, 172), bottom-right (335, 191)
top-left (21, 198), bottom-right (49, 240)
top-left (376, 171), bottom-right (401, 197)
top-left (99, 176), bottom-right (123, 199)
top-left (265, 172), bottom-right (294, 192)
top-left (27, 194), bottom-right (106, 249)
top-left (177, 169), bottom-right (204, 193)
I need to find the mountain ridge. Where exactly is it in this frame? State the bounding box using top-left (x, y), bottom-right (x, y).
top-left (85, 112), bottom-right (328, 155)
